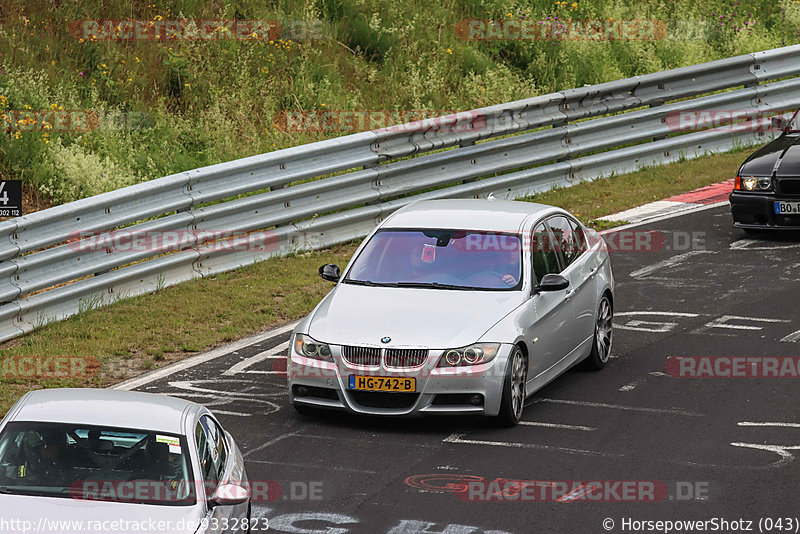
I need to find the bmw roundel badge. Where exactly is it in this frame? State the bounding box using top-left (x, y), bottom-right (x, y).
top-left (381, 336), bottom-right (391, 344)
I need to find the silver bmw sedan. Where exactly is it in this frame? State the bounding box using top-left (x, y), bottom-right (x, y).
top-left (288, 199), bottom-right (614, 425)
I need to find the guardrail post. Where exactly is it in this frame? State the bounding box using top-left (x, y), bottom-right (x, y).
top-left (651, 102), bottom-right (667, 142)
top-left (460, 141), bottom-right (478, 183)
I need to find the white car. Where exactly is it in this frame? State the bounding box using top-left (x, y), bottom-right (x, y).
top-left (288, 199), bottom-right (614, 425)
top-left (0, 389), bottom-right (252, 533)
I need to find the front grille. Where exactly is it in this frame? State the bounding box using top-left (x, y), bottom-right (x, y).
top-left (779, 179), bottom-right (800, 196)
top-left (385, 348), bottom-right (428, 368)
top-left (341, 346), bottom-right (381, 366)
top-left (348, 391), bottom-right (419, 409)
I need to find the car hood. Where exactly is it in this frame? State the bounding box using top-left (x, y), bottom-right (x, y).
top-left (307, 284), bottom-right (525, 348)
top-left (0, 494), bottom-right (201, 533)
top-left (739, 135), bottom-right (800, 176)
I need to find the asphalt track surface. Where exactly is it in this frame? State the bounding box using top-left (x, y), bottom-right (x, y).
top-left (123, 203), bottom-right (800, 534)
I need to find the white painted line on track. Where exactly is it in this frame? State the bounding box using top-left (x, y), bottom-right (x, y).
top-left (519, 421), bottom-right (596, 431)
top-left (629, 250), bottom-right (715, 279)
top-left (112, 320), bottom-right (298, 390)
top-left (443, 433), bottom-right (622, 457)
top-left (617, 311), bottom-right (700, 317)
top-left (224, 341), bottom-right (290, 376)
top-left (730, 421), bottom-right (800, 467)
top-left (535, 398), bottom-right (703, 417)
top-left (212, 410), bottom-right (251, 416)
top-left (780, 329), bottom-right (800, 343)
top-left (243, 427), bottom-right (308, 458)
top-left (738, 422), bottom-right (800, 428)
top-left (246, 458), bottom-right (378, 474)
top-left (704, 315), bottom-right (790, 331)
top-left (167, 381), bottom-right (280, 399)
top-left (300, 433), bottom-right (438, 448)
top-left (599, 200), bottom-right (698, 223)
top-left (598, 200), bottom-right (729, 235)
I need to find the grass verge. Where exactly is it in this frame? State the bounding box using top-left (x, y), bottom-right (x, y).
top-left (0, 148), bottom-right (750, 414)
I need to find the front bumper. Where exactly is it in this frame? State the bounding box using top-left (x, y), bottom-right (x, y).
top-left (730, 192), bottom-right (800, 229)
top-left (286, 340), bottom-right (512, 417)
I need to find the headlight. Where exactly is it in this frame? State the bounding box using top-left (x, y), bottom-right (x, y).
top-left (294, 334), bottom-right (333, 362)
top-left (437, 343), bottom-right (500, 367)
top-left (740, 176), bottom-right (771, 191)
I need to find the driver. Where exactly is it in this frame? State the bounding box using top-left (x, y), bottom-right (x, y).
top-left (26, 429), bottom-right (69, 486)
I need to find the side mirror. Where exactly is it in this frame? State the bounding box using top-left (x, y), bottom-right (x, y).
top-left (319, 264), bottom-right (341, 282)
top-left (209, 483), bottom-right (249, 507)
top-left (772, 116), bottom-right (788, 133)
top-left (534, 273), bottom-right (569, 293)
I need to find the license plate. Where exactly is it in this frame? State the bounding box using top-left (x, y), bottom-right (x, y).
top-left (348, 375), bottom-right (415, 392)
top-left (774, 201), bottom-right (800, 214)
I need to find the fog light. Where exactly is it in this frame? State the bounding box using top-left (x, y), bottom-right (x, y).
top-left (470, 394), bottom-right (483, 405)
top-left (296, 386), bottom-right (308, 397)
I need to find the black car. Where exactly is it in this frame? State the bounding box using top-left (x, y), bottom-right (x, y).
top-left (730, 109), bottom-right (800, 231)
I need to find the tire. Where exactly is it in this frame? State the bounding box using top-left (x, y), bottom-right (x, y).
top-left (496, 346), bottom-right (527, 426)
top-left (246, 503), bottom-right (252, 534)
top-left (583, 294), bottom-right (613, 370)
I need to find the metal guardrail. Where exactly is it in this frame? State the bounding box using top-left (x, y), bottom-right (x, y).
top-left (1, 44), bottom-right (799, 342)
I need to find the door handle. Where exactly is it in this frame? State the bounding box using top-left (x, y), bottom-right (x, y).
top-left (565, 289), bottom-right (575, 300)
top-left (589, 266), bottom-right (597, 275)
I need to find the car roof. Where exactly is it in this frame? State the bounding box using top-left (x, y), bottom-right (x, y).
top-left (7, 388), bottom-right (203, 434)
top-left (381, 199), bottom-right (558, 233)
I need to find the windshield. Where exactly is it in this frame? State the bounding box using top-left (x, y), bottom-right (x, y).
top-left (0, 421), bottom-right (195, 505)
top-left (344, 229), bottom-right (523, 290)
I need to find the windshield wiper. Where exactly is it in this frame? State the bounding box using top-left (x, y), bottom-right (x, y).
top-left (0, 486), bottom-right (68, 497)
top-left (342, 279), bottom-right (402, 287)
top-left (394, 282), bottom-right (472, 290)
top-left (342, 279), bottom-right (379, 286)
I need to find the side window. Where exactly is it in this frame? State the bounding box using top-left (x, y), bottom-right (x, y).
top-left (547, 216), bottom-right (582, 268)
top-left (209, 418), bottom-right (228, 478)
top-left (568, 218), bottom-right (587, 255)
top-left (196, 416), bottom-right (229, 490)
top-left (195, 422), bottom-right (216, 486)
top-left (531, 222), bottom-right (561, 282)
